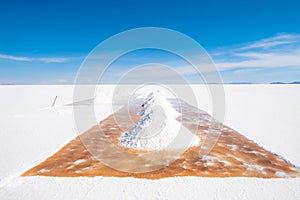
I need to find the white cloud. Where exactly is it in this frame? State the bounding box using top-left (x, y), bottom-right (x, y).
top-left (217, 52), bottom-right (300, 69)
top-left (237, 33), bottom-right (300, 50)
top-left (0, 54), bottom-right (71, 63)
top-left (212, 33), bottom-right (300, 70)
top-left (0, 54), bottom-right (32, 61)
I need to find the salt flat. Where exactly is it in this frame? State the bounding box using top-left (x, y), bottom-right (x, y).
top-left (1, 177), bottom-right (300, 200)
top-left (0, 85), bottom-right (299, 199)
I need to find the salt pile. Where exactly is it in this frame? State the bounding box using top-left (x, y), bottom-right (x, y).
top-left (120, 92), bottom-right (199, 150)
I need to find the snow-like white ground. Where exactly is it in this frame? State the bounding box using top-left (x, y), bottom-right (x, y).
top-left (191, 84), bottom-right (300, 168)
top-left (1, 177), bottom-right (300, 200)
top-left (0, 85), bottom-right (299, 199)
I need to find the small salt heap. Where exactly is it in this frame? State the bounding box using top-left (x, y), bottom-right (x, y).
top-left (120, 91), bottom-right (199, 150)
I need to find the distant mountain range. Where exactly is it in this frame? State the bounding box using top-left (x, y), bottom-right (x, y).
top-left (270, 81), bottom-right (300, 84)
top-left (226, 81), bottom-right (300, 84)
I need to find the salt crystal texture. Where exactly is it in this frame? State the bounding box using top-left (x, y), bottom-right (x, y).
top-left (120, 92), bottom-right (199, 150)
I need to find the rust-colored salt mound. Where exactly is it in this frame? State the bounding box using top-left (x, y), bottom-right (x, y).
top-left (23, 100), bottom-right (299, 179)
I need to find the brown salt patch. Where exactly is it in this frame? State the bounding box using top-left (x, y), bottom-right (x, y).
top-left (22, 100), bottom-right (300, 179)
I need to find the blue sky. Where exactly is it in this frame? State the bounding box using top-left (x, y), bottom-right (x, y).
top-left (0, 0), bottom-right (300, 84)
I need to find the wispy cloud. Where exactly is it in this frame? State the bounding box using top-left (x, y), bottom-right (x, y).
top-left (236, 33), bottom-right (300, 50)
top-left (144, 33), bottom-right (300, 78)
top-left (2, 33), bottom-right (299, 84)
top-left (217, 51), bottom-right (300, 68)
top-left (0, 53), bottom-right (72, 63)
top-left (212, 33), bottom-right (300, 70)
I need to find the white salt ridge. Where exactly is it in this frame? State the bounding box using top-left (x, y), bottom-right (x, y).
top-left (73, 159), bottom-right (86, 165)
top-left (120, 92), bottom-right (199, 150)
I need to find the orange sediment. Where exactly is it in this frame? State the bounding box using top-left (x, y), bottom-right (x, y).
top-left (22, 101), bottom-right (300, 179)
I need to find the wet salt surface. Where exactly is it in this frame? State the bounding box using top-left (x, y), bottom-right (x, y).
top-left (22, 98), bottom-right (299, 179)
